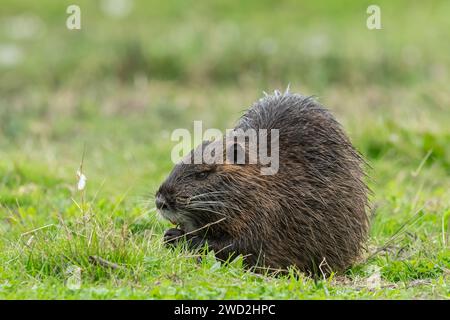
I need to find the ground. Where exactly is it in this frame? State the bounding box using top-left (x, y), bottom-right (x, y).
top-left (0, 0), bottom-right (449, 299)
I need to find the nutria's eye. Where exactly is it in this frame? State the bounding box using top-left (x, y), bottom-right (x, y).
top-left (194, 171), bottom-right (209, 180)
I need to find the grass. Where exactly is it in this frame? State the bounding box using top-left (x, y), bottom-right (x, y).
top-left (0, 0), bottom-right (449, 299)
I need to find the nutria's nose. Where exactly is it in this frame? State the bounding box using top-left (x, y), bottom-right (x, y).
top-left (155, 193), bottom-right (169, 210)
top-left (156, 190), bottom-right (177, 210)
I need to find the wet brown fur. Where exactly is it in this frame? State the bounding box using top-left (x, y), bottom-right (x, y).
top-left (156, 91), bottom-right (369, 275)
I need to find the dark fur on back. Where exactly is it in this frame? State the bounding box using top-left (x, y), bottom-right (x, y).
top-left (156, 90), bottom-right (369, 274)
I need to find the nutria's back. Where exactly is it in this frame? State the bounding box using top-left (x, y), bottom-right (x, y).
top-left (157, 90), bottom-right (369, 275)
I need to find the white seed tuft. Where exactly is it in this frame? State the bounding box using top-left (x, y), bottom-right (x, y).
top-left (76, 169), bottom-right (87, 191)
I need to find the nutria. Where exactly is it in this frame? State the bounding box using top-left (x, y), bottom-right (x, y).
top-left (155, 90), bottom-right (369, 275)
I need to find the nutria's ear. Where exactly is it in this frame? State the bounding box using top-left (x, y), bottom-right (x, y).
top-left (226, 142), bottom-right (245, 165)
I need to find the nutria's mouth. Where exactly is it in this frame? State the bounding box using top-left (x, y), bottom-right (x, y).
top-left (157, 208), bottom-right (178, 225)
top-left (157, 208), bottom-right (199, 233)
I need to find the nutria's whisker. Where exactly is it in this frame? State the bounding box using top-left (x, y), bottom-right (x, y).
top-left (189, 191), bottom-right (227, 201)
top-left (189, 200), bottom-right (224, 205)
top-left (186, 201), bottom-right (242, 214)
top-left (186, 199), bottom-right (243, 211)
top-left (185, 206), bottom-right (228, 217)
top-left (187, 201), bottom-right (228, 208)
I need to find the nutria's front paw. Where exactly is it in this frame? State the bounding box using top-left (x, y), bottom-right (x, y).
top-left (164, 228), bottom-right (185, 246)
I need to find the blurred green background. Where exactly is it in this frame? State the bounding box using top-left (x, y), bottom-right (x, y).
top-left (0, 0), bottom-right (449, 299)
top-left (1, 0), bottom-right (449, 193)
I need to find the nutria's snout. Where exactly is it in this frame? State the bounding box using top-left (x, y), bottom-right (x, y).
top-left (155, 186), bottom-right (180, 225)
top-left (155, 190), bottom-right (174, 211)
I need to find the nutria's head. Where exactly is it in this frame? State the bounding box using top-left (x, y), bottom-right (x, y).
top-left (155, 138), bottom-right (261, 234)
